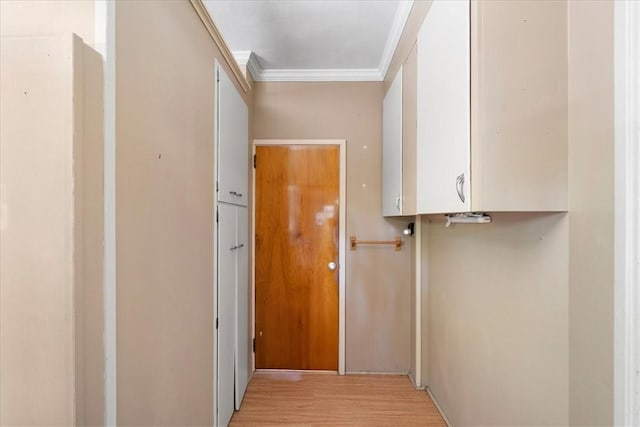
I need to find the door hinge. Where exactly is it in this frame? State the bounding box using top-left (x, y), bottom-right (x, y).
top-left (253, 154), bottom-right (256, 169)
top-left (253, 337), bottom-right (256, 353)
top-left (216, 318), bottom-right (219, 329)
top-left (216, 207), bottom-right (219, 223)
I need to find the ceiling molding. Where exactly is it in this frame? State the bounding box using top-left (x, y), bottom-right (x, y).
top-left (254, 68), bottom-right (384, 82)
top-left (378, 0), bottom-right (415, 79)
top-left (210, 1), bottom-right (414, 83)
top-left (233, 50), bottom-right (262, 82)
top-left (189, 0), bottom-right (250, 93)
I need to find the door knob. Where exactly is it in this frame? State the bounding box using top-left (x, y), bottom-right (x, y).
top-left (327, 261), bottom-right (337, 271)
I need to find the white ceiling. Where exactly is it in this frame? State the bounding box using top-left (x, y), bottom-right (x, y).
top-left (203, 0), bottom-right (413, 81)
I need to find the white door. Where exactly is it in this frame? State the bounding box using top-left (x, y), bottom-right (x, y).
top-left (217, 204), bottom-right (236, 426)
top-left (217, 64), bottom-right (249, 207)
top-left (234, 207), bottom-right (249, 409)
top-left (382, 67), bottom-right (403, 216)
top-left (416, 0), bottom-right (471, 213)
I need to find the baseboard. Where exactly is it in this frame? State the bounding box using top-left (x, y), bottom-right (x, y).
top-left (255, 369), bottom-right (337, 374)
top-left (346, 371), bottom-right (409, 375)
top-left (407, 372), bottom-right (426, 390)
top-left (426, 387), bottom-right (452, 427)
top-left (255, 369), bottom-right (411, 376)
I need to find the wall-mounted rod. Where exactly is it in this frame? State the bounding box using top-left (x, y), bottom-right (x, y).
top-left (350, 236), bottom-right (402, 251)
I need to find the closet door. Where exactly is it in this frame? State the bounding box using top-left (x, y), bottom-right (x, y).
top-left (416, 0), bottom-right (471, 213)
top-left (234, 207), bottom-right (249, 409)
top-left (382, 67), bottom-right (403, 217)
top-left (217, 204), bottom-right (236, 427)
top-left (217, 65), bottom-right (249, 206)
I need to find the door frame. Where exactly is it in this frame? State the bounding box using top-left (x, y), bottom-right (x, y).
top-left (614, 0), bottom-right (639, 423)
top-left (252, 139), bottom-right (346, 375)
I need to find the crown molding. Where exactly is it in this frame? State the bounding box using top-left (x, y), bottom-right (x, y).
top-left (190, 0), bottom-right (250, 93)
top-left (203, 0), bottom-right (413, 83)
top-left (378, 0), bottom-right (414, 79)
top-left (253, 68), bottom-right (383, 82)
top-left (252, 1), bottom-right (413, 82)
top-left (233, 50), bottom-right (262, 82)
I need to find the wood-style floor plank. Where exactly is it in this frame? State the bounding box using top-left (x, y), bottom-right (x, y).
top-left (230, 372), bottom-right (447, 426)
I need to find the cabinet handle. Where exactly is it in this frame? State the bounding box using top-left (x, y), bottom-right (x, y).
top-left (230, 243), bottom-right (244, 251)
top-left (395, 196), bottom-right (401, 212)
top-left (229, 191), bottom-right (243, 198)
top-left (456, 173), bottom-right (465, 203)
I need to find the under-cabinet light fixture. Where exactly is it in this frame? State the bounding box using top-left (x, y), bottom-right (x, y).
top-left (445, 213), bottom-right (492, 228)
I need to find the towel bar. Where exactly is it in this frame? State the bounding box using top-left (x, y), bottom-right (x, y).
top-left (350, 236), bottom-right (402, 251)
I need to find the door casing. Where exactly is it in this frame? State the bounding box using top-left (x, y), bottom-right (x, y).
top-left (252, 139), bottom-right (346, 375)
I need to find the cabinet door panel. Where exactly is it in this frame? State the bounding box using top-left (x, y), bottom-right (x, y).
top-left (402, 46), bottom-right (418, 216)
top-left (470, 0), bottom-right (567, 211)
top-left (382, 67), bottom-right (403, 216)
top-left (217, 65), bottom-right (249, 206)
top-left (235, 207), bottom-right (249, 409)
top-left (217, 204), bottom-right (236, 427)
top-left (417, 0), bottom-right (471, 213)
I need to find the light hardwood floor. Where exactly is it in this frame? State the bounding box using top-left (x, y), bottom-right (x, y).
top-left (230, 372), bottom-right (447, 426)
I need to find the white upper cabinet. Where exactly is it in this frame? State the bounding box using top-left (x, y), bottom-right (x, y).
top-left (410, 0), bottom-right (567, 214)
top-left (217, 64), bottom-right (249, 206)
top-left (416, 0), bottom-right (470, 214)
top-left (382, 66), bottom-right (403, 216)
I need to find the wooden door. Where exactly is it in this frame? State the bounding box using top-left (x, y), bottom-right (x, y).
top-left (255, 145), bottom-right (339, 370)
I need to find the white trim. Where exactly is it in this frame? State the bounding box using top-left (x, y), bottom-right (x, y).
top-left (233, 50), bottom-right (261, 83)
top-left (212, 60), bottom-right (220, 427)
top-left (378, 0), bottom-right (415, 80)
top-left (407, 372), bottom-right (425, 390)
top-left (95, 2), bottom-right (116, 425)
top-left (213, 61), bottom-right (218, 427)
top-left (414, 217), bottom-right (422, 388)
top-left (426, 388), bottom-right (452, 427)
top-left (191, 0), bottom-right (251, 93)
top-left (337, 138), bottom-right (350, 375)
top-left (254, 68), bottom-right (383, 82)
top-left (233, 2), bottom-right (414, 83)
top-left (614, 1), bottom-right (640, 425)
top-left (253, 139), bottom-right (347, 375)
top-left (255, 369), bottom-right (337, 375)
top-left (251, 143), bottom-right (256, 375)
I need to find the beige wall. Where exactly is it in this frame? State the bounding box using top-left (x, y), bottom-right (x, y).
top-left (115, 1), bottom-right (251, 424)
top-left (1, 2), bottom-right (104, 424)
top-left (424, 214), bottom-right (569, 426)
top-left (413, 1), bottom-right (616, 425)
top-left (0, 34), bottom-right (103, 426)
top-left (0, 0), bottom-right (95, 45)
top-left (80, 42), bottom-right (106, 427)
top-left (420, 217), bottom-right (430, 388)
top-left (253, 82), bottom-right (412, 373)
top-left (568, 1), bottom-right (615, 425)
top-left (390, 0), bottom-right (612, 425)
